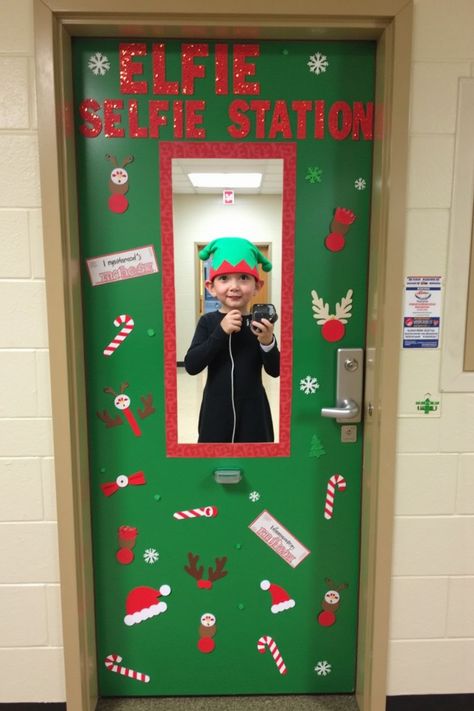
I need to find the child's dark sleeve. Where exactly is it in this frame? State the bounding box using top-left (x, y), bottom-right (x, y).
top-left (184, 317), bottom-right (228, 375)
top-left (261, 340), bottom-right (280, 378)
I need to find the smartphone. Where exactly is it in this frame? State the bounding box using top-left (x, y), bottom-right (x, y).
top-left (251, 303), bottom-right (278, 324)
top-left (251, 304), bottom-right (279, 324)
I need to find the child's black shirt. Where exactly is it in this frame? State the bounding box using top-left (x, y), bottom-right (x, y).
top-left (184, 311), bottom-right (280, 443)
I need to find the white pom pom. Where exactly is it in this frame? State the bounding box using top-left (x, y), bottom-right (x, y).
top-left (160, 584), bottom-right (171, 597)
top-left (260, 579), bottom-right (270, 591)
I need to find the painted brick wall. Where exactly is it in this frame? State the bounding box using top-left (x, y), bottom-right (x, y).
top-left (0, 0), bottom-right (65, 703)
top-left (387, 0), bottom-right (474, 695)
top-left (1, 0), bottom-right (474, 703)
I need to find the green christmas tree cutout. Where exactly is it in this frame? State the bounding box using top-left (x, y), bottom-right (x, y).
top-left (309, 434), bottom-right (326, 458)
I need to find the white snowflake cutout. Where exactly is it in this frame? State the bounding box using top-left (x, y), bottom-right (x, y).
top-left (88, 52), bottom-right (111, 76)
top-left (308, 52), bottom-right (329, 76)
top-left (300, 376), bottom-right (320, 395)
top-left (314, 660), bottom-right (332, 676)
top-left (354, 177), bottom-right (367, 191)
top-left (143, 548), bottom-right (159, 564)
top-left (249, 491), bottom-right (261, 503)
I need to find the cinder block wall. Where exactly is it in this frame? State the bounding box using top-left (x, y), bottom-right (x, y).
top-left (1, 0), bottom-right (474, 703)
top-left (0, 0), bottom-right (65, 702)
top-left (387, 0), bottom-right (474, 695)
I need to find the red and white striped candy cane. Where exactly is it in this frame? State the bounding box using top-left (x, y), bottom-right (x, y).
top-left (103, 314), bottom-right (135, 356)
top-left (104, 654), bottom-right (150, 683)
top-left (173, 506), bottom-right (218, 520)
top-left (257, 635), bottom-right (287, 675)
top-left (324, 474), bottom-right (347, 520)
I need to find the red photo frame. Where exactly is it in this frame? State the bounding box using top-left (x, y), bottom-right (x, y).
top-left (160, 141), bottom-right (295, 457)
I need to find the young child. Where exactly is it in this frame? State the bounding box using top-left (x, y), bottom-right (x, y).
top-left (184, 237), bottom-right (280, 443)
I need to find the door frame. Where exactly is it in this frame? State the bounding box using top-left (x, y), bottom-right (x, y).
top-left (34, 2), bottom-right (412, 709)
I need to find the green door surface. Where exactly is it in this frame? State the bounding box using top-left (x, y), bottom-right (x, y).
top-left (73, 38), bottom-right (375, 696)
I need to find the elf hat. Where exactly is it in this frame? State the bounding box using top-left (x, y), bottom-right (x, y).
top-left (199, 237), bottom-right (272, 281)
top-left (260, 579), bottom-right (296, 614)
top-left (124, 584), bottom-right (171, 626)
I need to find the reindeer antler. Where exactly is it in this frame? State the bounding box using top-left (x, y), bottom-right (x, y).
top-left (324, 577), bottom-right (348, 591)
top-left (96, 410), bottom-right (123, 428)
top-left (119, 382), bottom-right (129, 393)
top-left (185, 553), bottom-right (204, 581)
top-left (122, 155), bottom-right (134, 167)
top-left (335, 289), bottom-right (353, 323)
top-left (208, 557), bottom-right (228, 584)
top-left (105, 154), bottom-right (118, 167)
top-left (311, 290), bottom-right (331, 324)
top-left (137, 394), bottom-right (155, 420)
top-left (103, 386), bottom-right (116, 396)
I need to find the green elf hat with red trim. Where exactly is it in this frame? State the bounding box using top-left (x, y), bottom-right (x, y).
top-left (199, 237), bottom-right (272, 281)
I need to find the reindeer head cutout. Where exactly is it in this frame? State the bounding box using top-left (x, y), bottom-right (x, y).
top-left (104, 382), bottom-right (130, 410)
top-left (322, 577), bottom-right (348, 611)
top-left (97, 384), bottom-right (155, 436)
top-left (185, 553), bottom-right (228, 589)
top-left (106, 154), bottom-right (134, 190)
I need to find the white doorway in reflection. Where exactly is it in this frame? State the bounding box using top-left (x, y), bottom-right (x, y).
top-left (173, 158), bottom-right (283, 444)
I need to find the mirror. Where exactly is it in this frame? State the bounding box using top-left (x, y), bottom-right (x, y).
top-left (160, 142), bottom-right (295, 457)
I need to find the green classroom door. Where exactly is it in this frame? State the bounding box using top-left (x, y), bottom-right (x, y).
top-left (73, 38), bottom-right (375, 696)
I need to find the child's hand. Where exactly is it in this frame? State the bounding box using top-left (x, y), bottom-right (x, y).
top-left (220, 310), bottom-right (242, 334)
top-left (251, 318), bottom-right (274, 346)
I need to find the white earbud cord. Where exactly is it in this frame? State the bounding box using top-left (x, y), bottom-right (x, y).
top-left (228, 334), bottom-right (237, 443)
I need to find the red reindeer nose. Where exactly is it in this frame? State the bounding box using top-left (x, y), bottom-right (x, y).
top-left (198, 580), bottom-right (212, 589)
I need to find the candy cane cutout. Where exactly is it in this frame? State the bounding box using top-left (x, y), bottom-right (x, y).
top-left (104, 654), bottom-right (150, 683)
top-left (324, 474), bottom-right (347, 520)
top-left (257, 635), bottom-right (287, 675)
top-left (103, 314), bottom-right (135, 356)
top-left (173, 506), bottom-right (218, 520)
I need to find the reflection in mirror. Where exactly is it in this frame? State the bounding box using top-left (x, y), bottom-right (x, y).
top-left (172, 158), bottom-right (283, 444)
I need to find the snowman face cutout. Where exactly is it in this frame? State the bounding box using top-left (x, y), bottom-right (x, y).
top-left (114, 394), bottom-right (131, 410)
top-left (111, 167), bottom-right (129, 186)
top-left (324, 590), bottom-right (340, 607)
top-left (200, 613), bottom-right (216, 627)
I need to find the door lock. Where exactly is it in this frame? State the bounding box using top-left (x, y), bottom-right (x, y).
top-left (321, 348), bottom-right (364, 424)
top-left (344, 358), bottom-right (359, 372)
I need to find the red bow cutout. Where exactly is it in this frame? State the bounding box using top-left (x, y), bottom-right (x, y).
top-left (101, 471), bottom-right (146, 497)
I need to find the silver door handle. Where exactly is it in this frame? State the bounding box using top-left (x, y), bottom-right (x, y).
top-left (321, 398), bottom-right (360, 420)
top-left (320, 348), bottom-right (364, 423)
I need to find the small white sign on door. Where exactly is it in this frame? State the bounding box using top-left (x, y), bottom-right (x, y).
top-left (249, 509), bottom-right (311, 568)
top-left (86, 245), bottom-right (159, 286)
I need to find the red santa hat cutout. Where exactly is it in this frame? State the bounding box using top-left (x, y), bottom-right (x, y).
top-left (124, 584), bottom-right (171, 626)
top-left (260, 579), bottom-right (295, 614)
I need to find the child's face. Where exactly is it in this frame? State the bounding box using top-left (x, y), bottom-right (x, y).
top-left (205, 272), bottom-right (262, 313)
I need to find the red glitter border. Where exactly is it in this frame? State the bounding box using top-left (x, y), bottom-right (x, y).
top-left (160, 142), bottom-right (295, 458)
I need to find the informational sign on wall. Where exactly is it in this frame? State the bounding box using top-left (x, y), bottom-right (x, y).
top-left (403, 276), bottom-right (442, 348)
